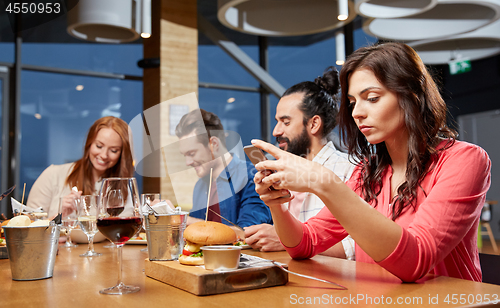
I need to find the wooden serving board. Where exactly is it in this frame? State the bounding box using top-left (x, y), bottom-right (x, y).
top-left (144, 258), bottom-right (288, 296)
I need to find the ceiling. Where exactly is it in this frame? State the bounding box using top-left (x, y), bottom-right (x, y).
top-left (0, 0), bottom-right (364, 46)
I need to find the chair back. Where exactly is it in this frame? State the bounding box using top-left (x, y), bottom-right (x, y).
top-left (479, 253), bottom-right (500, 285)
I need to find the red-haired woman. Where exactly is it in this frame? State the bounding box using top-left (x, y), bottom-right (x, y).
top-left (27, 116), bottom-right (134, 218)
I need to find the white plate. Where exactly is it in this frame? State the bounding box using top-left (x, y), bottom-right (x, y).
top-left (235, 244), bottom-right (252, 250)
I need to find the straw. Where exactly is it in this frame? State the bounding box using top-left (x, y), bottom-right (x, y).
top-left (204, 141), bottom-right (217, 222)
top-left (21, 183), bottom-right (26, 204)
top-left (205, 168), bottom-right (213, 222)
top-left (161, 147), bottom-right (169, 177)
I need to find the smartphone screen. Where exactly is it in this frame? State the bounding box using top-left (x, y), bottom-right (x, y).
top-left (244, 145), bottom-right (291, 198)
top-left (243, 145), bottom-right (268, 166)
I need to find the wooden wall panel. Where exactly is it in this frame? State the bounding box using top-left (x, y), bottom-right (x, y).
top-left (143, 0), bottom-right (198, 209)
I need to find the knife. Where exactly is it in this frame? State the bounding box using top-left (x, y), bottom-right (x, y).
top-left (0, 185), bottom-right (15, 201)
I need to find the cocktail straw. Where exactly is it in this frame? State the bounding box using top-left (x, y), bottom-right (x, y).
top-left (205, 141), bottom-right (217, 222)
top-left (21, 183), bottom-right (26, 204)
top-left (161, 147), bottom-right (169, 178)
top-left (205, 168), bottom-right (213, 222)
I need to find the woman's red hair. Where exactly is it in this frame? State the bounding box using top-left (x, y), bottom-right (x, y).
top-left (65, 116), bottom-right (134, 194)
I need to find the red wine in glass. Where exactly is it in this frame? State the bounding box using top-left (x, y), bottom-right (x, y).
top-left (98, 178), bottom-right (142, 295)
top-left (107, 207), bottom-right (124, 216)
top-left (97, 217), bottom-right (142, 245)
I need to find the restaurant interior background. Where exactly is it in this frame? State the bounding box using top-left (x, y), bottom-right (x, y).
top-left (0, 0), bottom-right (499, 241)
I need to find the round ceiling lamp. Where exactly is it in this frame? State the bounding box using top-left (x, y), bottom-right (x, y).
top-left (409, 19), bottom-right (500, 64)
top-left (217, 0), bottom-right (357, 37)
top-left (363, 0), bottom-right (500, 41)
top-left (67, 0), bottom-right (151, 43)
top-left (355, 0), bottom-right (438, 19)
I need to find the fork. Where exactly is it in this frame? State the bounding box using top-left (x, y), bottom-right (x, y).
top-left (239, 257), bottom-right (348, 290)
top-left (271, 261), bottom-right (348, 290)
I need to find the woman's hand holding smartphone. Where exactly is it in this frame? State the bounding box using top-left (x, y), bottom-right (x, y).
top-left (244, 145), bottom-right (291, 198)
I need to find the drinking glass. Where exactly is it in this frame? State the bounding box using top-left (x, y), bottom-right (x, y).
top-left (107, 190), bottom-right (125, 215)
top-left (97, 177), bottom-right (142, 295)
top-left (102, 190), bottom-right (124, 249)
top-left (58, 197), bottom-right (78, 248)
top-left (103, 239), bottom-right (116, 248)
top-left (141, 193), bottom-right (161, 211)
top-left (77, 195), bottom-right (102, 257)
top-left (140, 193), bottom-right (161, 252)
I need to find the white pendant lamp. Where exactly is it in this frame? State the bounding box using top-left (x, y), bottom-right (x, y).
top-left (355, 0), bottom-right (438, 19)
top-left (338, 0), bottom-right (349, 21)
top-left (217, 0), bottom-right (357, 36)
top-left (363, 0), bottom-right (500, 41)
top-left (409, 19), bottom-right (500, 65)
top-left (67, 0), bottom-right (151, 43)
top-left (335, 29), bottom-right (345, 66)
top-left (141, 0), bottom-right (152, 39)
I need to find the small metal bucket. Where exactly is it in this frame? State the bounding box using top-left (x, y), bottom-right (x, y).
top-left (144, 212), bottom-right (188, 261)
top-left (3, 224), bottom-right (60, 280)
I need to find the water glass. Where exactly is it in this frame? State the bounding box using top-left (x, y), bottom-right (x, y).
top-left (58, 196), bottom-right (78, 248)
top-left (77, 195), bottom-right (101, 257)
top-left (140, 193), bottom-right (161, 252)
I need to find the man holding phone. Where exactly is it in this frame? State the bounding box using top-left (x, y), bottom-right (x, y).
top-left (244, 67), bottom-right (356, 259)
top-left (175, 108), bottom-right (272, 235)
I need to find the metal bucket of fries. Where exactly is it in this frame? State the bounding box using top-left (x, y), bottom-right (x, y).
top-left (3, 224), bottom-right (60, 280)
top-left (144, 212), bottom-right (188, 261)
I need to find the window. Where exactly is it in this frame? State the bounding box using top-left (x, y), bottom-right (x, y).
top-left (199, 33), bottom-right (259, 87)
top-left (22, 43), bottom-right (143, 76)
top-left (20, 71), bottom-right (143, 196)
top-left (269, 37), bottom-right (338, 89)
top-left (198, 88), bottom-right (260, 147)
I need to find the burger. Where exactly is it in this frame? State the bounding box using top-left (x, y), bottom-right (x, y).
top-left (179, 221), bottom-right (237, 266)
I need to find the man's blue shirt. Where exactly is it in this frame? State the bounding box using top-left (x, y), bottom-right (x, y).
top-left (190, 155), bottom-right (272, 227)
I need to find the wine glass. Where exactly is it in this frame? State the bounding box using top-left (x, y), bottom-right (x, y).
top-left (97, 177), bottom-right (142, 295)
top-left (58, 197), bottom-right (78, 248)
top-left (107, 189), bottom-right (125, 214)
top-left (77, 195), bottom-right (102, 257)
top-left (99, 189), bottom-right (123, 248)
top-left (101, 189), bottom-right (125, 248)
top-left (140, 193), bottom-right (161, 252)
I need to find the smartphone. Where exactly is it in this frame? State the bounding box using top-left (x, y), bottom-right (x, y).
top-left (244, 145), bottom-right (291, 198)
top-left (243, 145), bottom-right (268, 166)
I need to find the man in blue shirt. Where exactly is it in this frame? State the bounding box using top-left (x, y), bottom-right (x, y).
top-left (175, 109), bottom-right (272, 236)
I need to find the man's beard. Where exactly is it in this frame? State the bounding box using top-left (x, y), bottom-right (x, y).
top-left (276, 127), bottom-right (311, 158)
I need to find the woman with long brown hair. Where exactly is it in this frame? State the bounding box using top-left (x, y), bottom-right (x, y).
top-left (251, 43), bottom-right (491, 282)
top-left (27, 116), bottom-right (134, 218)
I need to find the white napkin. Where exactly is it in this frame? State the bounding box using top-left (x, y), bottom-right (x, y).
top-left (143, 200), bottom-right (181, 215)
top-left (11, 197), bottom-right (43, 214)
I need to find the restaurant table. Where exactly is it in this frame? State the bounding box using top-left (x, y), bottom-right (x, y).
top-left (1, 242), bottom-right (500, 307)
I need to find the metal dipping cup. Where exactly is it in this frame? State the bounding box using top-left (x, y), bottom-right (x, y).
top-left (201, 245), bottom-right (242, 271)
top-left (3, 224), bottom-right (60, 280)
top-left (144, 212), bottom-right (188, 261)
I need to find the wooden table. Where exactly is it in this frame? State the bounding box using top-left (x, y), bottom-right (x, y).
top-left (1, 242), bottom-right (500, 307)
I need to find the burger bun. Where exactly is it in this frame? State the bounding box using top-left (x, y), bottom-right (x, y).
top-left (179, 254), bottom-right (204, 266)
top-left (183, 221), bottom-right (237, 245)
